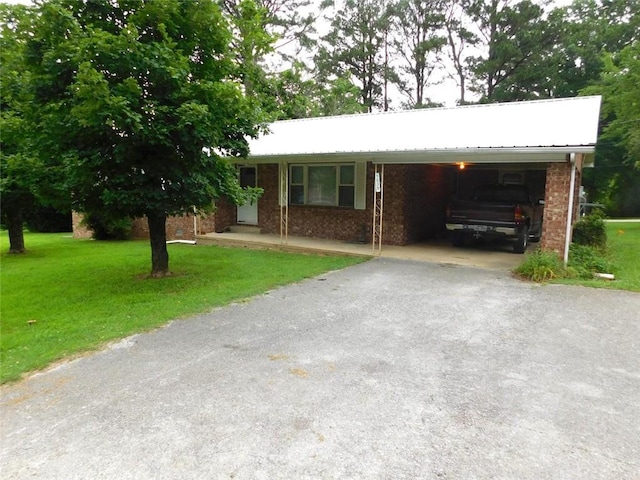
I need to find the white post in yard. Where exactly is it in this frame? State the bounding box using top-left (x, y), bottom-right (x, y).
top-left (563, 153), bottom-right (577, 267)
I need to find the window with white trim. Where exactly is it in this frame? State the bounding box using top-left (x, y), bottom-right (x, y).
top-left (289, 164), bottom-right (355, 207)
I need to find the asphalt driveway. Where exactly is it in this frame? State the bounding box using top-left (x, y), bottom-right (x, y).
top-left (1, 258), bottom-right (639, 479)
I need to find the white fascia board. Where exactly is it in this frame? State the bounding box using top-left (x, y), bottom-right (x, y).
top-left (236, 146), bottom-right (595, 165)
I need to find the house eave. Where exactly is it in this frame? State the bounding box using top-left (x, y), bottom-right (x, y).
top-left (235, 146), bottom-right (596, 165)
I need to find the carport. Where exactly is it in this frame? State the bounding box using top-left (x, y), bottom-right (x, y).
top-left (220, 96), bottom-right (602, 262)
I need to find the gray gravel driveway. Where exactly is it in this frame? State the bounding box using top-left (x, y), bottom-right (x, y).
top-left (1, 258), bottom-right (639, 479)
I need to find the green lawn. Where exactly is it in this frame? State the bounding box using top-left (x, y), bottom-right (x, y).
top-left (0, 233), bottom-right (366, 383)
top-left (554, 220), bottom-right (640, 291)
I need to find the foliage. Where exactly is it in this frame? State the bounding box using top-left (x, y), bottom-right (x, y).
top-left (465, 0), bottom-right (562, 102)
top-left (0, 232), bottom-right (366, 383)
top-left (316, 0), bottom-right (394, 112)
top-left (255, 62), bottom-right (363, 119)
top-left (587, 43), bottom-right (640, 167)
top-left (553, 0), bottom-right (639, 98)
top-left (0, 4), bottom-right (38, 253)
top-left (388, 0), bottom-right (446, 108)
top-left (516, 222), bottom-right (639, 291)
top-left (82, 213), bottom-right (133, 240)
top-left (24, 206), bottom-right (72, 233)
top-left (442, 0), bottom-right (476, 104)
top-left (23, 0), bottom-right (269, 275)
top-left (572, 212), bottom-right (607, 249)
top-left (514, 249), bottom-right (566, 282)
top-left (566, 243), bottom-right (614, 279)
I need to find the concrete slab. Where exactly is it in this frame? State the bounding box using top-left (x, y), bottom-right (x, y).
top-left (2, 259), bottom-right (639, 479)
top-left (198, 232), bottom-right (531, 271)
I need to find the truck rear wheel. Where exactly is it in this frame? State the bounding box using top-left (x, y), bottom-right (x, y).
top-left (452, 231), bottom-right (465, 247)
top-left (514, 226), bottom-right (528, 253)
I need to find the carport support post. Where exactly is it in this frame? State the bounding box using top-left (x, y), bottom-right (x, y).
top-left (563, 154), bottom-right (577, 266)
top-left (279, 162), bottom-right (288, 244)
top-left (372, 163), bottom-right (384, 254)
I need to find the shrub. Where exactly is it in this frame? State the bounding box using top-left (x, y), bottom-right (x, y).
top-left (567, 244), bottom-right (614, 279)
top-left (82, 213), bottom-right (133, 240)
top-left (514, 249), bottom-right (566, 282)
top-left (25, 206), bottom-right (72, 233)
top-left (573, 212), bottom-right (607, 250)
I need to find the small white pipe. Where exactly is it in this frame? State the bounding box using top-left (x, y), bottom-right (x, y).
top-left (193, 206), bottom-right (198, 237)
top-left (166, 240), bottom-right (197, 245)
top-left (563, 153), bottom-right (577, 266)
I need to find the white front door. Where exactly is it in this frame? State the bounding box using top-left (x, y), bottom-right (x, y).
top-left (237, 166), bottom-right (258, 225)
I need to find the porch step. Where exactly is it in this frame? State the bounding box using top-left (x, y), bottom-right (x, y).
top-left (229, 225), bottom-right (261, 234)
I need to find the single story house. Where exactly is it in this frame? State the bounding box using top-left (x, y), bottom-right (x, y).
top-left (73, 96), bottom-right (602, 261)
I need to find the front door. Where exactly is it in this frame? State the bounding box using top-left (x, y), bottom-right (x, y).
top-left (237, 166), bottom-right (258, 225)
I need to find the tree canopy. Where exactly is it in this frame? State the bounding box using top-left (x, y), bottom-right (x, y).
top-left (21, 0), bottom-right (267, 275)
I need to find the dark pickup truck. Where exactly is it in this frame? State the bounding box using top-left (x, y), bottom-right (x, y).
top-left (445, 184), bottom-right (544, 253)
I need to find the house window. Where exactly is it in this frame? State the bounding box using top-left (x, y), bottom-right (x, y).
top-left (289, 164), bottom-right (355, 207)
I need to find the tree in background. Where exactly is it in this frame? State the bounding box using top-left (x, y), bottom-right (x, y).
top-left (255, 62), bottom-right (363, 119)
top-left (582, 42), bottom-right (640, 216)
top-left (0, 4), bottom-right (61, 253)
top-left (465, 0), bottom-right (561, 102)
top-left (442, 0), bottom-right (476, 104)
top-left (25, 0), bottom-right (267, 276)
top-left (388, 0), bottom-right (447, 108)
top-left (551, 0), bottom-right (639, 98)
top-left (316, 0), bottom-right (394, 112)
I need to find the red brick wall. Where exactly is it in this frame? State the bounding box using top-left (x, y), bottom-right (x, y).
top-left (251, 163), bottom-right (410, 245)
top-left (404, 164), bottom-right (456, 242)
top-left (73, 212), bottom-right (214, 241)
top-left (541, 156), bottom-right (583, 253)
top-left (72, 212), bottom-right (92, 239)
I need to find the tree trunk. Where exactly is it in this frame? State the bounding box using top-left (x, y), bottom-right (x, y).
top-left (5, 210), bottom-right (26, 254)
top-left (147, 211), bottom-right (169, 277)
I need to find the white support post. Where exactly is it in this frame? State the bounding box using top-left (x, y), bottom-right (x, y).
top-left (563, 153), bottom-right (577, 266)
top-left (372, 164), bottom-right (384, 254)
top-left (280, 162), bottom-right (289, 244)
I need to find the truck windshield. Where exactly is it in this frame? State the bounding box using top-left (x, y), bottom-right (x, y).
top-left (473, 185), bottom-right (530, 203)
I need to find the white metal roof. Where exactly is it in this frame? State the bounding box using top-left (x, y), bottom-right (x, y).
top-left (246, 96), bottom-right (602, 164)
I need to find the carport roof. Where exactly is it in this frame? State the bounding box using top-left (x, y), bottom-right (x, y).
top-left (247, 96), bottom-right (602, 165)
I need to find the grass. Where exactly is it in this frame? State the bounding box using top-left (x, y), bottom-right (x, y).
top-left (516, 220), bottom-right (640, 291)
top-left (0, 232), bottom-right (366, 384)
top-left (560, 221), bottom-right (640, 291)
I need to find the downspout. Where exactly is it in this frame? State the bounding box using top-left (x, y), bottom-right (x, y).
top-left (563, 153), bottom-right (577, 267)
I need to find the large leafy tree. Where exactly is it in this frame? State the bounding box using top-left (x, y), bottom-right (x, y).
top-left (582, 43), bottom-right (640, 216)
top-left (551, 0), bottom-right (640, 98)
top-left (0, 4), bottom-right (39, 253)
top-left (26, 0), bottom-right (266, 276)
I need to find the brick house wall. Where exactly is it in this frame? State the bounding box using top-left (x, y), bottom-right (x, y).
top-left (72, 158), bottom-right (579, 251)
top-left (540, 155), bottom-right (583, 253)
top-left (73, 212), bottom-right (215, 241)
top-left (404, 164), bottom-right (456, 242)
top-left (212, 163), bottom-right (418, 245)
top-left (71, 212), bottom-right (92, 239)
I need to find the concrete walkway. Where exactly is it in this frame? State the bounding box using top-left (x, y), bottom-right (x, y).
top-left (2, 258), bottom-right (639, 479)
top-left (198, 231), bottom-right (530, 271)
